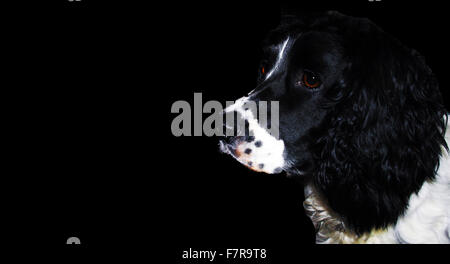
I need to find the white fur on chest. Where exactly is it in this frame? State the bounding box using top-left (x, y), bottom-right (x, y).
top-left (304, 118), bottom-right (450, 244)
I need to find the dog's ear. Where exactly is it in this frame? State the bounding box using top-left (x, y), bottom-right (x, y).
top-left (313, 18), bottom-right (448, 235)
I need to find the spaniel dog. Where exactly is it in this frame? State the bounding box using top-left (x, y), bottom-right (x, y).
top-left (220, 11), bottom-right (450, 243)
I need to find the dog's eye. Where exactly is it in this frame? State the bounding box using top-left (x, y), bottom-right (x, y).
top-left (259, 66), bottom-right (266, 76)
top-left (302, 71), bottom-right (321, 89)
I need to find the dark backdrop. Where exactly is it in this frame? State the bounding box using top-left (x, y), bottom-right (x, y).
top-left (11, 0), bottom-right (449, 259)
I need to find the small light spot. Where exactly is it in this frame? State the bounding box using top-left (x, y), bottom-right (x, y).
top-left (255, 141), bottom-right (262, 147)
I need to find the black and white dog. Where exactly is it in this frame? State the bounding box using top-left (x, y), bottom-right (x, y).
top-left (220, 11), bottom-right (450, 243)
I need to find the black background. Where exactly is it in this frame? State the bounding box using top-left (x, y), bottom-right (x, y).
top-left (8, 0), bottom-right (449, 259)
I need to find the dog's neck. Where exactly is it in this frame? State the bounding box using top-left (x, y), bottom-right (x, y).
top-left (303, 121), bottom-right (450, 244)
top-left (303, 183), bottom-right (397, 243)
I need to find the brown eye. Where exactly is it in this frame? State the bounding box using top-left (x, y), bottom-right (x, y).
top-left (303, 71), bottom-right (321, 88)
top-left (261, 67), bottom-right (265, 74)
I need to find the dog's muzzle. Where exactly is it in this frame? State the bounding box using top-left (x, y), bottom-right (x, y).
top-left (219, 96), bottom-right (286, 174)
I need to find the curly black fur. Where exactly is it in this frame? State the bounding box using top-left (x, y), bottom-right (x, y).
top-left (307, 12), bottom-right (448, 234)
top-left (224, 11), bottom-right (448, 235)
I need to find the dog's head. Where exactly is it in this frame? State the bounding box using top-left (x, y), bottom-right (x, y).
top-left (220, 11), bottom-right (447, 233)
top-left (220, 11), bottom-right (361, 175)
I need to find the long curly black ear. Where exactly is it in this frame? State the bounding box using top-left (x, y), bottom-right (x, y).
top-left (313, 17), bottom-right (448, 235)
